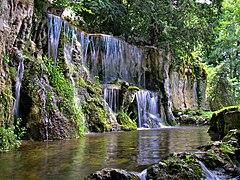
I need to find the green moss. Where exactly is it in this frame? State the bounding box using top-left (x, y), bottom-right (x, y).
top-left (82, 98), bottom-right (112, 132)
top-left (214, 106), bottom-right (240, 117)
top-left (43, 56), bottom-right (75, 106)
top-left (22, 55), bottom-right (86, 139)
top-left (0, 53), bottom-right (22, 151)
top-left (147, 153), bottom-right (202, 179)
top-left (117, 112), bottom-right (137, 131)
top-left (128, 85), bottom-right (140, 91)
top-left (208, 106), bottom-right (240, 139)
top-left (185, 109), bottom-right (213, 118)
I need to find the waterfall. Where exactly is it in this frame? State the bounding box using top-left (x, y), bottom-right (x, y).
top-left (136, 90), bottom-right (165, 128)
top-left (48, 14), bottom-right (146, 87)
top-left (48, 14), bottom-right (62, 64)
top-left (88, 35), bottom-right (146, 87)
top-left (103, 85), bottom-right (120, 113)
top-left (48, 14), bottom-right (166, 129)
top-left (12, 56), bottom-right (24, 120)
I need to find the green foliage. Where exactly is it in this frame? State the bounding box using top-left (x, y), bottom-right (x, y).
top-left (44, 56), bottom-right (74, 106)
top-left (0, 52), bottom-right (14, 128)
top-left (205, 0), bottom-right (240, 109)
top-left (43, 56), bottom-right (85, 136)
top-left (52, 0), bottom-right (71, 8)
top-left (81, 77), bottom-right (112, 132)
top-left (208, 65), bottom-right (239, 110)
top-left (1, 52), bottom-right (10, 64)
top-left (82, 98), bottom-right (111, 132)
top-left (34, 0), bottom-right (47, 16)
top-left (117, 112), bottom-right (137, 131)
top-left (0, 118), bottom-right (26, 152)
top-left (185, 109), bottom-right (213, 119)
top-left (52, 0), bottom-right (92, 13)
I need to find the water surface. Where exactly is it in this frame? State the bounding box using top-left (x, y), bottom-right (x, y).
top-left (0, 126), bottom-right (211, 179)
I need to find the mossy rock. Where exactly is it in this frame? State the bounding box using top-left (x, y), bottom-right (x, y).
top-left (117, 112), bottom-right (137, 131)
top-left (85, 168), bottom-right (139, 180)
top-left (198, 129), bottom-right (240, 177)
top-left (146, 153), bottom-right (202, 180)
top-left (208, 106), bottom-right (240, 140)
top-left (83, 98), bottom-right (112, 132)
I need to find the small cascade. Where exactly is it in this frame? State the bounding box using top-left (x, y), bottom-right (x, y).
top-left (103, 85), bottom-right (120, 113)
top-left (63, 21), bottom-right (81, 107)
top-left (12, 57), bottom-right (24, 120)
top-left (130, 169), bottom-right (147, 180)
top-left (48, 14), bottom-right (62, 64)
top-left (136, 90), bottom-right (165, 128)
top-left (198, 161), bottom-right (220, 180)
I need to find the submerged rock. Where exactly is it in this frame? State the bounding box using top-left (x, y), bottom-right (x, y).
top-left (85, 168), bottom-right (139, 180)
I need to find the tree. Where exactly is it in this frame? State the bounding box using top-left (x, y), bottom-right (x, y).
top-left (53, 0), bottom-right (222, 61)
top-left (206, 0), bottom-right (240, 109)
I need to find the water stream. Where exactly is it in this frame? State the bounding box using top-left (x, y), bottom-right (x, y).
top-left (0, 126), bottom-right (211, 179)
top-left (48, 14), bottom-right (62, 64)
top-left (12, 56), bottom-right (24, 120)
top-left (103, 85), bottom-right (120, 113)
top-left (136, 90), bottom-right (165, 128)
top-left (198, 161), bottom-right (220, 180)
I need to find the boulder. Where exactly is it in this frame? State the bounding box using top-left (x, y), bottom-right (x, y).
top-left (208, 106), bottom-right (240, 140)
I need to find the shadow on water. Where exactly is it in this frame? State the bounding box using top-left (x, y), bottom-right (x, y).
top-left (0, 126), bottom-right (211, 179)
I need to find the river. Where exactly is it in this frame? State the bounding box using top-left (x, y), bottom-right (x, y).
top-left (0, 126), bottom-right (211, 179)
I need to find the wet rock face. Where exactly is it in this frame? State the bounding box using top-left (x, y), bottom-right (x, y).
top-left (0, 0), bottom-right (34, 53)
top-left (208, 106), bottom-right (240, 140)
top-left (0, 0), bottom-right (34, 126)
top-left (170, 70), bottom-right (208, 111)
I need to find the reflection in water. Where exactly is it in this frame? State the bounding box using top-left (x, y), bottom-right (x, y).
top-left (0, 126), bottom-right (210, 179)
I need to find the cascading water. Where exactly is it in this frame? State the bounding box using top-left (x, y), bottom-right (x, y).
top-left (198, 161), bottom-right (221, 180)
top-left (87, 35), bottom-right (146, 87)
top-left (48, 14), bottom-right (62, 64)
top-left (48, 15), bottom-right (146, 87)
top-left (103, 85), bottom-right (120, 113)
top-left (63, 21), bottom-right (82, 107)
top-left (136, 90), bottom-right (165, 128)
top-left (12, 55), bottom-right (24, 120)
top-left (48, 14), bottom-right (165, 128)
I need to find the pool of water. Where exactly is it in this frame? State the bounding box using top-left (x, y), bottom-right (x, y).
top-left (0, 126), bottom-right (211, 179)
